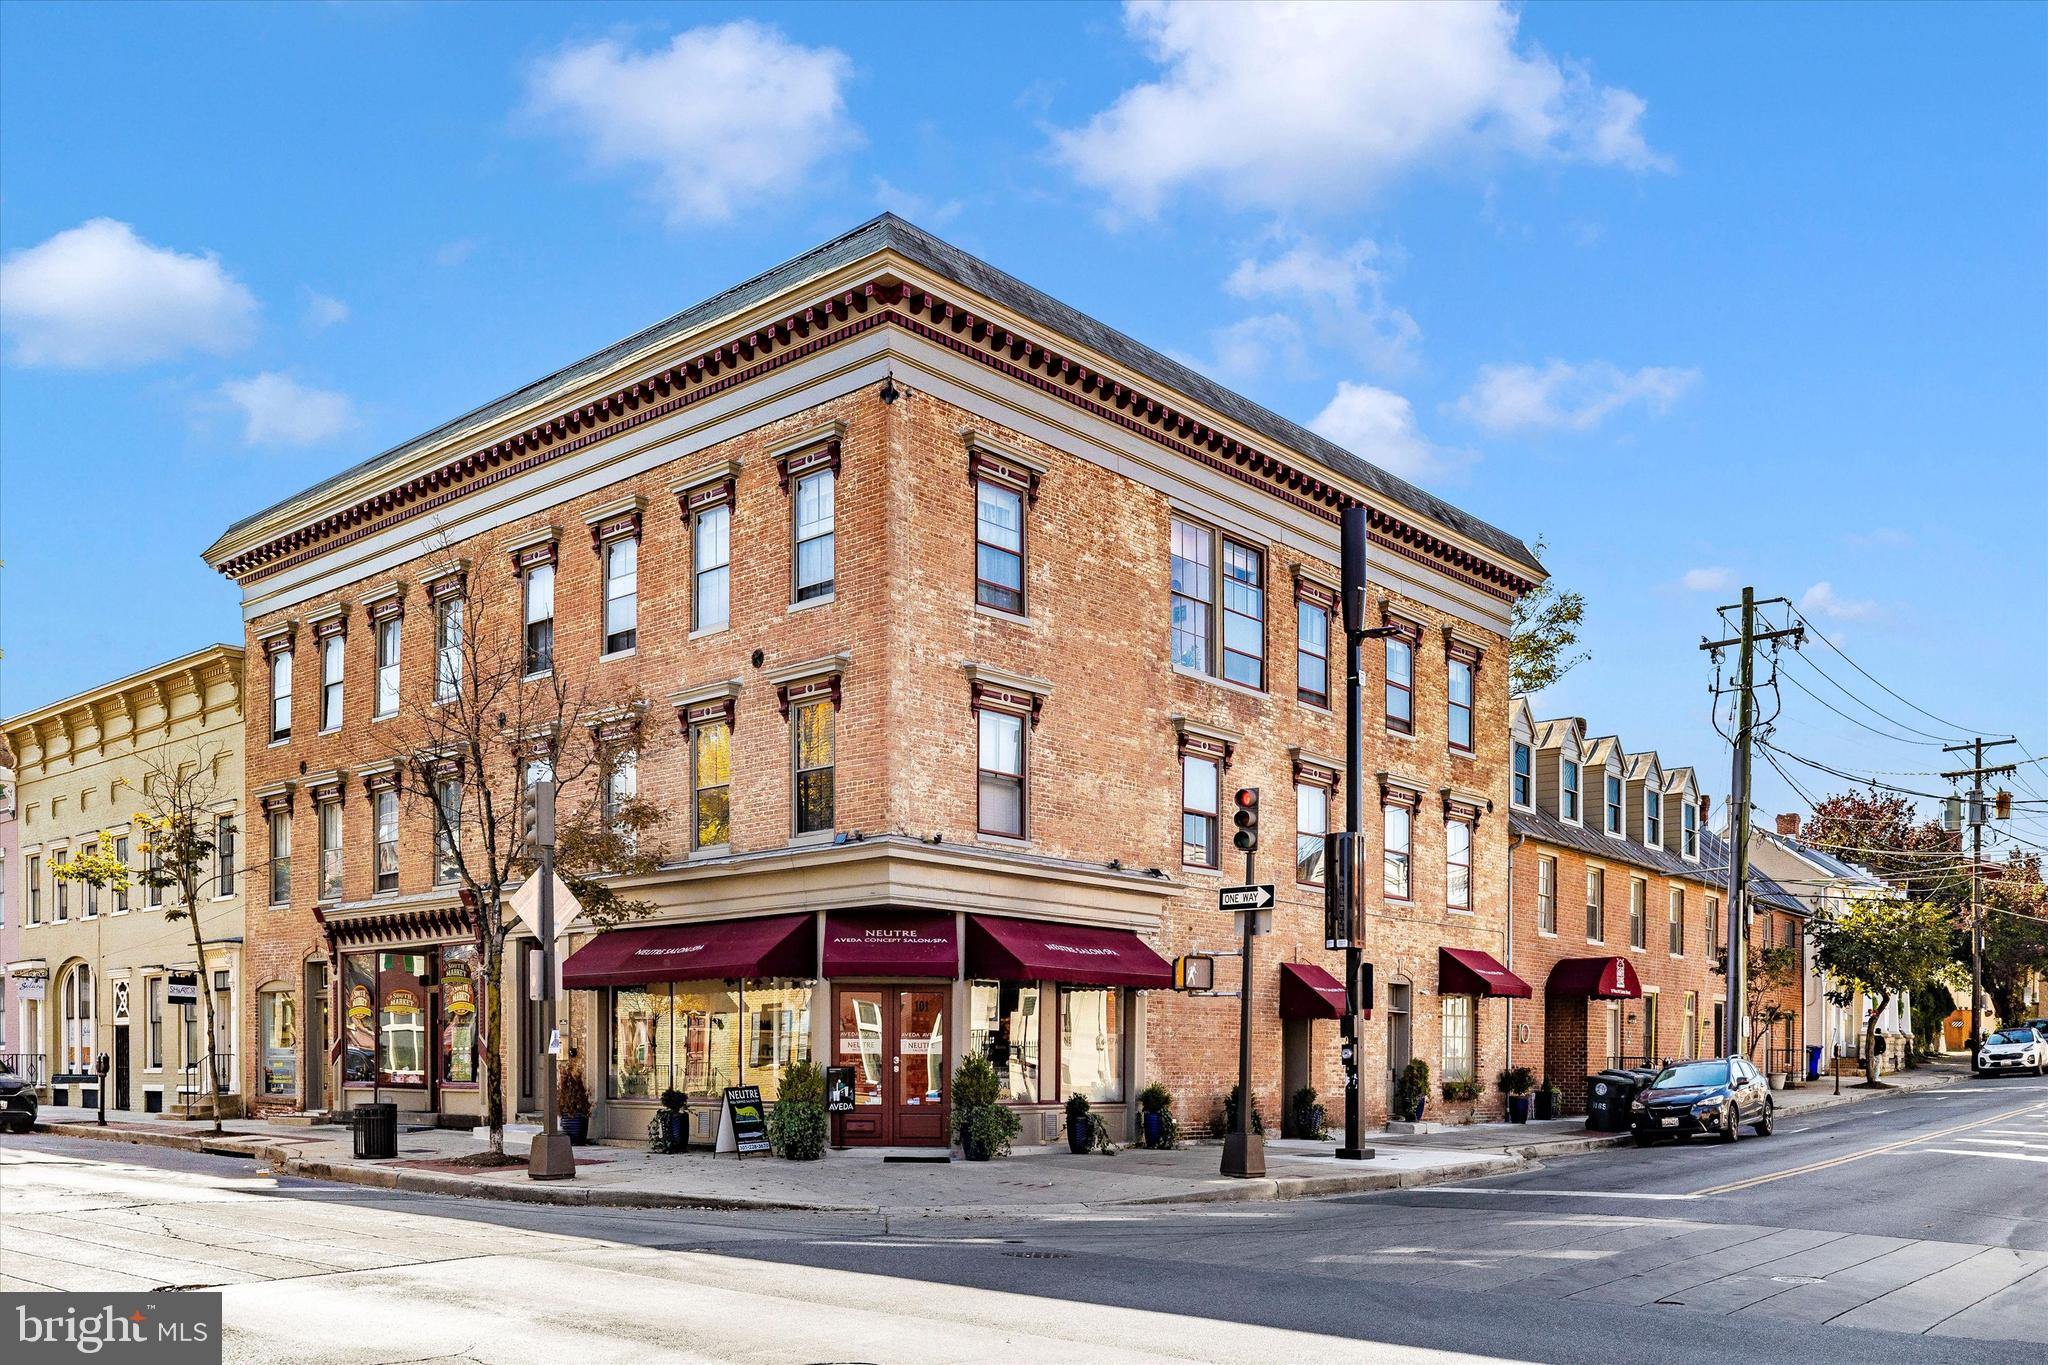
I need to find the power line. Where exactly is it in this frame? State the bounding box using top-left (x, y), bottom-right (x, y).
top-left (1776, 667), bottom-right (1951, 748)
top-left (1778, 651), bottom-right (1956, 745)
top-left (1791, 608), bottom-right (1999, 737)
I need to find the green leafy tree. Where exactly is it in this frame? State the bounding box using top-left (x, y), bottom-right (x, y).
top-left (1809, 896), bottom-right (1958, 1079)
top-left (1509, 537), bottom-right (1587, 697)
top-left (1798, 787), bottom-right (1963, 904)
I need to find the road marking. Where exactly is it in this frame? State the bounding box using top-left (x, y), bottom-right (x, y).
top-left (1689, 1102), bottom-right (2045, 1197)
top-left (1909, 1146), bottom-right (2048, 1163)
top-left (1422, 1187), bottom-right (1700, 1201)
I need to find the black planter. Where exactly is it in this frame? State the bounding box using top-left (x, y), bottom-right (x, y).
top-left (1067, 1117), bottom-right (1092, 1153)
top-left (1142, 1110), bottom-right (1165, 1148)
top-left (1399, 1095), bottom-right (1425, 1123)
top-left (1533, 1090), bottom-right (1558, 1121)
top-left (562, 1114), bottom-right (589, 1146)
top-left (961, 1131), bottom-right (990, 1162)
top-left (1507, 1094), bottom-right (1531, 1124)
top-left (661, 1110), bottom-right (688, 1152)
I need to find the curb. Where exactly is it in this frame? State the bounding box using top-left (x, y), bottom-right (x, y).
top-left (1108, 1154), bottom-right (1533, 1206)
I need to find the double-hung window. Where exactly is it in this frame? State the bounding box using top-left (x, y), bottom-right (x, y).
top-left (270, 649), bottom-right (292, 741)
top-left (1296, 598), bottom-right (1330, 708)
top-left (318, 801), bottom-right (343, 902)
top-left (1706, 897), bottom-right (1721, 955)
top-left (1537, 855), bottom-right (1557, 934)
top-left (112, 838), bottom-right (129, 912)
top-left (1445, 820), bottom-right (1472, 911)
top-left (692, 719), bottom-right (731, 849)
top-left (1512, 743), bottom-right (1532, 806)
top-left (603, 538), bottom-right (638, 654)
top-left (214, 817), bottom-right (235, 897)
top-left (27, 855), bottom-right (39, 924)
top-left (434, 597), bottom-right (463, 703)
top-left (603, 752), bottom-right (637, 845)
top-left (147, 978), bottom-right (164, 1068)
top-left (268, 811), bottom-right (290, 905)
top-left (977, 709), bottom-right (1026, 837)
top-left (1295, 783), bottom-right (1327, 886)
top-left (1383, 802), bottom-right (1413, 900)
top-left (435, 779), bottom-right (461, 885)
top-left (793, 700), bottom-right (835, 834)
top-left (694, 504), bottom-right (731, 632)
top-left (1629, 878), bottom-right (1647, 949)
top-left (1669, 887), bottom-right (1685, 954)
top-left (1169, 518), bottom-right (1264, 688)
top-left (1562, 759), bottom-right (1581, 822)
top-left (794, 468), bottom-right (835, 602)
top-left (975, 479), bottom-right (1025, 614)
top-left (1682, 801), bottom-right (1698, 858)
top-left (1181, 754), bottom-right (1219, 869)
top-left (1385, 637), bottom-right (1414, 733)
top-left (319, 634), bottom-right (344, 732)
top-left (1585, 867), bottom-right (1605, 941)
top-left (374, 616), bottom-right (400, 718)
top-left (1644, 789), bottom-right (1663, 845)
top-left (1446, 659), bottom-right (1474, 752)
top-left (54, 861), bottom-right (68, 920)
top-left (373, 789), bottom-right (399, 894)
top-left (81, 844), bottom-right (98, 918)
top-left (524, 562), bottom-right (555, 676)
top-left (1605, 775), bottom-right (1623, 834)
top-left (1441, 995), bottom-right (1474, 1083)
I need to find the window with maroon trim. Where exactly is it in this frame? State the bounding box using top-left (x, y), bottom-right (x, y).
top-left (1385, 636), bottom-right (1414, 734)
top-left (1295, 782), bottom-right (1327, 886)
top-left (1537, 855), bottom-right (1557, 934)
top-left (975, 479), bottom-right (1025, 615)
top-left (1447, 659), bottom-right (1474, 752)
top-left (977, 709), bottom-right (1026, 837)
top-left (1585, 867), bottom-right (1605, 942)
top-left (1170, 518), bottom-right (1264, 689)
top-left (1383, 803), bottom-right (1412, 900)
top-left (1296, 594), bottom-right (1331, 708)
top-left (269, 647), bottom-right (293, 742)
top-left (1182, 754), bottom-right (1220, 868)
top-left (1446, 819), bottom-right (1472, 911)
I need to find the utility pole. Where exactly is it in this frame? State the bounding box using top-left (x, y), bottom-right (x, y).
top-left (1702, 588), bottom-right (1803, 1059)
top-left (1221, 789), bottom-right (1264, 1179)
top-left (527, 779), bottom-right (574, 1181)
top-left (1941, 738), bottom-right (2017, 1065)
top-left (1337, 505), bottom-right (1395, 1161)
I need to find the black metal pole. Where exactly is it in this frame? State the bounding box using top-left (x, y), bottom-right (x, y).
top-left (1337, 504), bottom-right (1371, 1161)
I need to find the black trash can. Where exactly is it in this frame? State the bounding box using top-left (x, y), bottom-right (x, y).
top-left (1585, 1070), bottom-right (1638, 1132)
top-left (353, 1102), bottom-right (399, 1159)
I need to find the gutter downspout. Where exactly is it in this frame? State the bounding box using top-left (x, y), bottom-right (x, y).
top-left (1507, 829), bottom-right (1525, 1085)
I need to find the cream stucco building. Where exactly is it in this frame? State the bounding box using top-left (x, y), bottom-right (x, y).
top-left (3, 645), bottom-right (248, 1116)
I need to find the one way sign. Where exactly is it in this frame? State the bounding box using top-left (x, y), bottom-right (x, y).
top-left (1219, 884), bottom-right (1275, 911)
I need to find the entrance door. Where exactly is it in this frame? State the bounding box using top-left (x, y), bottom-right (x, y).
top-left (113, 1025), bottom-right (131, 1110)
top-left (305, 963), bottom-right (329, 1114)
top-left (1385, 982), bottom-right (1411, 1113)
top-left (832, 987), bottom-right (950, 1146)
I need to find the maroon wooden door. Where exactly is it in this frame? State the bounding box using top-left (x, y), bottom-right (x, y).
top-left (832, 986), bottom-right (948, 1146)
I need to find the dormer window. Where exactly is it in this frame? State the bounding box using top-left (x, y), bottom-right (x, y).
top-left (1605, 775), bottom-right (1623, 835)
top-left (1512, 743), bottom-right (1532, 807)
top-left (1683, 801), bottom-right (1698, 858)
top-left (1644, 789), bottom-right (1662, 846)
top-left (1562, 760), bottom-right (1581, 822)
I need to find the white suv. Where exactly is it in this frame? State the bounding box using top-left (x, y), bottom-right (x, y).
top-left (1978, 1027), bottom-right (2046, 1076)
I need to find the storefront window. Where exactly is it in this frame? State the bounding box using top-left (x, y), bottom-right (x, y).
top-left (1058, 987), bottom-right (1122, 1103)
top-left (970, 981), bottom-right (1041, 1103)
top-left (440, 944), bottom-right (479, 1085)
top-left (377, 952), bottom-right (429, 1087)
top-left (1442, 995), bottom-right (1474, 1082)
top-left (261, 989), bottom-right (297, 1097)
top-left (610, 980), bottom-right (812, 1102)
top-left (342, 954), bottom-right (376, 1085)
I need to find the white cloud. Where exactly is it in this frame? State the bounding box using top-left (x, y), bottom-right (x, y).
top-left (526, 22), bottom-right (858, 225)
top-left (1452, 359), bottom-right (1699, 435)
top-left (1799, 581), bottom-right (1882, 623)
top-left (434, 237), bottom-right (479, 268)
top-left (1844, 527), bottom-right (1913, 549)
top-left (1681, 567), bottom-right (1734, 593)
top-left (1309, 381), bottom-right (1475, 488)
top-left (873, 177), bottom-right (962, 227)
top-left (0, 218), bottom-right (258, 368)
top-left (303, 290), bottom-right (350, 332)
top-left (219, 372), bottom-right (355, 448)
top-left (1054, 1), bottom-right (1668, 218)
top-left (1222, 238), bottom-right (1418, 375)
top-left (1206, 313), bottom-right (1307, 382)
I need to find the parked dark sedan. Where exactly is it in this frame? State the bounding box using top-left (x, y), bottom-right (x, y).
top-left (0, 1064), bottom-right (38, 1133)
top-left (1630, 1057), bottom-right (1774, 1146)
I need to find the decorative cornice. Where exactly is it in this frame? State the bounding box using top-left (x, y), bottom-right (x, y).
top-left (1172, 715), bottom-right (1241, 768)
top-left (1293, 570), bottom-right (1339, 612)
top-left (965, 662), bottom-right (1052, 728)
top-left (962, 428), bottom-right (1047, 503)
top-left (364, 584), bottom-right (406, 622)
top-left (209, 278), bottom-right (1537, 604)
top-left (1377, 771), bottom-right (1427, 809)
top-left (671, 459), bottom-right (739, 524)
top-left (672, 679), bottom-right (742, 732)
top-left (584, 495), bottom-right (646, 554)
top-left (255, 780), bottom-right (297, 814)
top-left (773, 420), bottom-right (845, 494)
top-left (768, 652), bottom-right (850, 718)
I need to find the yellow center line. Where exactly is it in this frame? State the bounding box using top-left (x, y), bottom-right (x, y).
top-left (1690, 1102), bottom-right (2045, 1197)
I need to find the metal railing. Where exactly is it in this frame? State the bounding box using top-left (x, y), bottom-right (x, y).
top-left (178, 1053), bottom-right (236, 1096)
top-left (1762, 1046), bottom-right (1805, 1077)
top-left (0, 1053), bottom-right (47, 1087)
top-left (1599, 1052), bottom-right (1661, 1072)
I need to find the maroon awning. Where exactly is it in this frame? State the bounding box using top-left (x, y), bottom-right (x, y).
top-left (1438, 946), bottom-right (1532, 999)
top-left (822, 911), bottom-right (958, 978)
top-left (1546, 956), bottom-right (1642, 999)
top-left (562, 913), bottom-right (815, 989)
top-left (1280, 962), bottom-right (1346, 1019)
top-left (964, 915), bottom-right (1172, 989)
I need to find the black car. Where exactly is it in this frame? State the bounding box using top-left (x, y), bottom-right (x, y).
top-left (0, 1064), bottom-right (38, 1133)
top-left (1630, 1057), bottom-right (1774, 1146)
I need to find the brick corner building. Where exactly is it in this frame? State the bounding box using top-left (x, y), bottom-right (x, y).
top-left (202, 216), bottom-right (1545, 1144)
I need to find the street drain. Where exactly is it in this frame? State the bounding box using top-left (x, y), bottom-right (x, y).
top-left (1002, 1251), bottom-right (1070, 1260)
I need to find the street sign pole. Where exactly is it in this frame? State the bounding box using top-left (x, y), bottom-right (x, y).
top-left (528, 780), bottom-right (574, 1181)
top-left (1221, 849), bottom-right (1264, 1179)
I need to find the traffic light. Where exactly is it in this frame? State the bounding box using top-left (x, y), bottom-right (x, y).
top-left (1324, 831), bottom-right (1355, 948)
top-left (522, 777), bottom-right (556, 852)
top-left (1174, 954), bottom-right (1216, 992)
top-left (1232, 787), bottom-right (1259, 852)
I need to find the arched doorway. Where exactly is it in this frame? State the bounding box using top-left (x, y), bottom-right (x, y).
top-left (62, 963), bottom-right (96, 1074)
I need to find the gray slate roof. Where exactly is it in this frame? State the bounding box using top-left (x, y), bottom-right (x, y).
top-left (219, 215), bottom-right (1544, 576)
top-left (1759, 831), bottom-right (1889, 889)
top-left (1512, 805), bottom-right (1721, 891)
top-left (1698, 829), bottom-right (1806, 915)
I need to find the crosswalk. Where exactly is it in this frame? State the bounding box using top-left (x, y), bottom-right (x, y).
top-left (1905, 1103), bottom-right (2048, 1165)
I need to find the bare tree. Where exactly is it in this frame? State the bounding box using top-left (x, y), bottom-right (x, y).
top-left (53, 745), bottom-right (236, 1133)
top-left (373, 545), bottom-right (667, 1155)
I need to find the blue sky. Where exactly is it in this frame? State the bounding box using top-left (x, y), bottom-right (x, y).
top-left (3, 2), bottom-right (2044, 842)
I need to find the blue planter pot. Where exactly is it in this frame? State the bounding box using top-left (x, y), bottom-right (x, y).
top-left (1142, 1111), bottom-right (1165, 1148)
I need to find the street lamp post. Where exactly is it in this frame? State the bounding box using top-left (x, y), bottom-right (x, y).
top-left (1337, 504), bottom-right (1393, 1162)
top-left (528, 779), bottom-right (574, 1181)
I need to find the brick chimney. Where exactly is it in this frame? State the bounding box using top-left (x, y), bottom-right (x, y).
top-left (1776, 813), bottom-right (1800, 837)
top-left (1699, 795), bottom-right (1710, 825)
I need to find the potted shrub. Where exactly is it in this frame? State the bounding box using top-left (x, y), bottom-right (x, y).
top-left (1289, 1086), bottom-right (1328, 1140)
top-left (558, 1064), bottom-right (592, 1146)
top-left (767, 1059), bottom-right (828, 1161)
top-left (1138, 1083), bottom-right (1177, 1149)
top-left (648, 1087), bottom-right (689, 1153)
top-left (1065, 1093), bottom-right (1093, 1154)
top-left (950, 1055), bottom-right (1019, 1161)
top-left (1533, 1080), bottom-right (1561, 1122)
top-left (1440, 1079), bottom-right (1480, 1104)
top-left (1496, 1067), bottom-right (1534, 1123)
top-left (1221, 1084), bottom-right (1266, 1136)
top-left (1395, 1059), bottom-right (1429, 1122)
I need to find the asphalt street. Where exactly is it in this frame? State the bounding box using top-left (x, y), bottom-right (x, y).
top-left (3, 1075), bottom-right (2043, 1363)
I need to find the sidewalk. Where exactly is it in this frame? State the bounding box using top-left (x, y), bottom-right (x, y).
top-left (26, 1059), bottom-right (1967, 1214)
